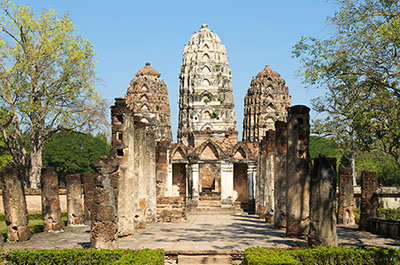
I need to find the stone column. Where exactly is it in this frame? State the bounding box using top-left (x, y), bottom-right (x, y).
top-left (308, 156), bottom-right (337, 246)
top-left (145, 128), bottom-right (157, 223)
top-left (255, 138), bottom-right (266, 219)
top-left (265, 131), bottom-right (275, 223)
top-left (337, 167), bottom-right (355, 225)
top-left (247, 163), bottom-right (257, 214)
top-left (66, 174), bottom-right (84, 226)
top-left (83, 173), bottom-right (95, 224)
top-left (286, 105), bottom-right (311, 237)
top-left (167, 162), bottom-right (173, 197)
top-left (91, 157), bottom-right (119, 249)
top-left (156, 141), bottom-right (170, 198)
top-left (359, 171), bottom-right (378, 231)
top-left (1, 165), bottom-right (31, 241)
top-left (191, 163), bottom-right (200, 207)
top-left (274, 121), bottom-right (287, 229)
top-left (41, 168), bottom-right (63, 232)
top-left (221, 161), bottom-right (234, 207)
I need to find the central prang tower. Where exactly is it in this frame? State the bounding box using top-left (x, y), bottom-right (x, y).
top-left (177, 24), bottom-right (237, 146)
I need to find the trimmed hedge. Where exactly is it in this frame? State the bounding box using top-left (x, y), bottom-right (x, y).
top-left (5, 248), bottom-right (164, 265)
top-left (244, 247), bottom-right (400, 265)
top-left (377, 209), bottom-right (400, 221)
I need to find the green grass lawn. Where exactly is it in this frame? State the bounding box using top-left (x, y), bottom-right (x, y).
top-left (0, 212), bottom-right (68, 241)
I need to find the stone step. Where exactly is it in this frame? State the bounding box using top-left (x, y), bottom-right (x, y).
top-left (178, 254), bottom-right (232, 264)
top-left (186, 207), bottom-right (236, 215)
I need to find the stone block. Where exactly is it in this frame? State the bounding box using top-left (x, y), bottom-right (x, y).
top-left (308, 156), bottom-right (337, 247)
top-left (359, 171), bottom-right (378, 231)
top-left (1, 165), bottom-right (31, 242)
top-left (337, 168), bottom-right (355, 225)
top-left (66, 174), bottom-right (84, 226)
top-left (41, 168), bottom-right (63, 232)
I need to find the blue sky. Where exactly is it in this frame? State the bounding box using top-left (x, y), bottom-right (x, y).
top-left (15, 0), bottom-right (335, 140)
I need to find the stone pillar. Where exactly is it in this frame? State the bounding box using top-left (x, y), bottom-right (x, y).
top-left (255, 139), bottom-right (266, 219)
top-left (221, 161), bottom-right (234, 207)
top-left (83, 173), bottom-right (95, 224)
top-left (1, 165), bottom-right (31, 241)
top-left (308, 156), bottom-right (337, 246)
top-left (145, 128), bottom-right (157, 223)
top-left (91, 157), bottom-right (119, 249)
top-left (286, 105), bottom-right (311, 237)
top-left (247, 164), bottom-right (257, 214)
top-left (337, 167), bottom-right (355, 225)
top-left (167, 162), bottom-right (173, 197)
top-left (189, 163), bottom-right (200, 207)
top-left (156, 141), bottom-right (170, 198)
top-left (274, 121), bottom-right (287, 229)
top-left (265, 131), bottom-right (275, 223)
top-left (359, 171), bottom-right (378, 231)
top-left (66, 174), bottom-right (84, 226)
top-left (41, 168), bottom-right (63, 232)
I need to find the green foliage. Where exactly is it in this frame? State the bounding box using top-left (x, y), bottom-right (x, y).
top-left (211, 109), bottom-right (218, 118)
top-left (42, 131), bottom-right (109, 183)
top-left (5, 249), bottom-right (164, 265)
top-left (156, 104), bottom-right (160, 111)
top-left (244, 247), bottom-right (300, 264)
top-left (293, 0), bottom-right (400, 174)
top-left (0, 134), bottom-right (11, 170)
top-left (218, 96), bottom-right (225, 103)
top-left (245, 247), bottom-right (400, 265)
top-left (377, 209), bottom-right (400, 221)
top-left (0, 1), bottom-right (104, 186)
top-left (203, 98), bottom-right (210, 104)
top-left (309, 136), bottom-right (341, 161)
top-left (215, 64), bottom-right (220, 71)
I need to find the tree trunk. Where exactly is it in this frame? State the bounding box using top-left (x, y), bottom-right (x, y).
top-left (29, 147), bottom-right (42, 189)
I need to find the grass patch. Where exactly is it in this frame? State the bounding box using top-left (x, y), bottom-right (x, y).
top-left (0, 212), bottom-right (68, 241)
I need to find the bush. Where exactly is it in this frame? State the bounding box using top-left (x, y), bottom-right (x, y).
top-left (377, 209), bottom-right (400, 221)
top-left (6, 249), bottom-right (164, 265)
top-left (244, 247), bottom-right (400, 265)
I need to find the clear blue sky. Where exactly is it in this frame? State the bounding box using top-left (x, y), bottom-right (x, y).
top-left (15, 0), bottom-right (335, 140)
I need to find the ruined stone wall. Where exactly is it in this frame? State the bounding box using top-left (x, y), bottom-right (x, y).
top-left (110, 98), bottom-right (157, 236)
top-left (256, 130), bottom-right (275, 222)
top-left (286, 105), bottom-right (311, 238)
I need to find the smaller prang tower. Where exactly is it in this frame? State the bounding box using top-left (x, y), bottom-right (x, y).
top-left (242, 65), bottom-right (291, 142)
top-left (177, 24), bottom-right (237, 147)
top-left (125, 62), bottom-right (172, 141)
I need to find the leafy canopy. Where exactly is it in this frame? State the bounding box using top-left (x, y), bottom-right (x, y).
top-left (0, 1), bottom-right (105, 185)
top-left (293, 0), bottom-right (400, 170)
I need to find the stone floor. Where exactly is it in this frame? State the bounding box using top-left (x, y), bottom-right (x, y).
top-left (3, 213), bottom-right (400, 251)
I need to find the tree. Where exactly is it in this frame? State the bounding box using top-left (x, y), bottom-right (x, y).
top-left (42, 131), bottom-right (109, 186)
top-left (293, 0), bottom-right (400, 179)
top-left (0, 134), bottom-right (11, 170)
top-left (0, 1), bottom-right (104, 188)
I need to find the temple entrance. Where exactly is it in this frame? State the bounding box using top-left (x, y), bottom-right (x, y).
top-left (233, 163), bottom-right (248, 211)
top-left (172, 163), bottom-right (186, 198)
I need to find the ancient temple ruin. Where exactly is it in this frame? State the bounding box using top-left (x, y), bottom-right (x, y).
top-left (92, 24), bottom-right (328, 247)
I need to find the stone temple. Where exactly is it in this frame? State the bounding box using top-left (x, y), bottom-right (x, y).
top-left (92, 24), bottom-right (319, 246)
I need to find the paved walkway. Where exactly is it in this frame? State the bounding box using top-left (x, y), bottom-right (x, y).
top-left (4, 213), bottom-right (400, 251)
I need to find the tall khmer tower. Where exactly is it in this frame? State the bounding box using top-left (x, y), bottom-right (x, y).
top-left (177, 24), bottom-right (237, 146)
top-left (125, 62), bottom-right (172, 141)
top-left (242, 65), bottom-right (291, 142)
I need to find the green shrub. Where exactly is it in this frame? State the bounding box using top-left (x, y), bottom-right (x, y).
top-left (244, 247), bottom-right (300, 265)
top-left (377, 209), bottom-right (400, 221)
top-left (6, 248), bottom-right (164, 265)
top-left (244, 247), bottom-right (400, 265)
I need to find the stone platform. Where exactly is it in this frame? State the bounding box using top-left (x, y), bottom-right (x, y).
top-left (3, 213), bottom-right (400, 251)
